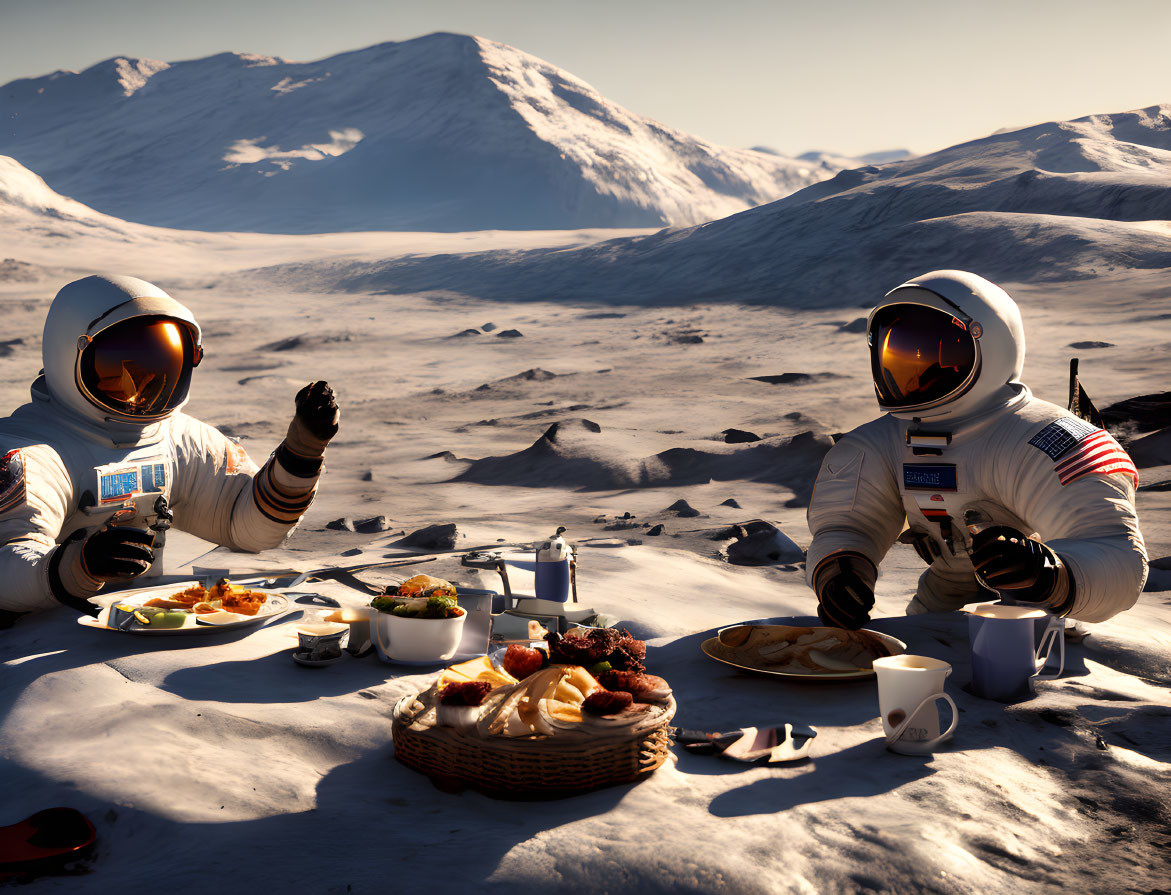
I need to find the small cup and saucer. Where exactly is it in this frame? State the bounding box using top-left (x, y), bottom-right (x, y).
top-left (293, 619), bottom-right (349, 667)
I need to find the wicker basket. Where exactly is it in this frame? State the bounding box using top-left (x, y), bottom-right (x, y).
top-left (391, 690), bottom-right (676, 799)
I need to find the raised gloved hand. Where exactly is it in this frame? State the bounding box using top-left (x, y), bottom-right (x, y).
top-left (284, 381), bottom-right (339, 462)
top-left (80, 526), bottom-right (155, 582)
top-left (813, 553), bottom-right (878, 630)
top-left (969, 525), bottom-right (1069, 608)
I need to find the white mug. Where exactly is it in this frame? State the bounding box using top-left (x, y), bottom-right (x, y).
top-left (873, 654), bottom-right (958, 755)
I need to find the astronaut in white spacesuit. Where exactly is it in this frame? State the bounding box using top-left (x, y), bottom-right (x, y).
top-left (0, 274), bottom-right (339, 620)
top-left (807, 270), bottom-right (1147, 628)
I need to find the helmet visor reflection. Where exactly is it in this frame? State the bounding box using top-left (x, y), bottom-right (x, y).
top-left (869, 304), bottom-right (977, 408)
top-left (79, 316), bottom-right (195, 417)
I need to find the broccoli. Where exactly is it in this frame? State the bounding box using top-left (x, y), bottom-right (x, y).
top-left (370, 595), bottom-right (397, 614)
top-left (423, 594), bottom-right (458, 618)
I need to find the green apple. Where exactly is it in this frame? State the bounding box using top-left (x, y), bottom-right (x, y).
top-left (152, 610), bottom-right (190, 628)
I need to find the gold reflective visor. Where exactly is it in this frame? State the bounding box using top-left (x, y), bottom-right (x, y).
top-left (78, 317), bottom-right (196, 418)
top-left (869, 304), bottom-right (977, 408)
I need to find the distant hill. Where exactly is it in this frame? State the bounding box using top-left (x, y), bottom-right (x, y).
top-left (270, 104), bottom-right (1171, 305)
top-left (0, 154), bottom-right (134, 237)
top-left (0, 33), bottom-right (850, 233)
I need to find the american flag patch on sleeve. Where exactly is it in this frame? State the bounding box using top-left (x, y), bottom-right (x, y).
top-left (1029, 418), bottom-right (1138, 487)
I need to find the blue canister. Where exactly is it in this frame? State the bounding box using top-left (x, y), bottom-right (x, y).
top-left (534, 527), bottom-right (572, 603)
top-left (968, 603), bottom-right (1063, 702)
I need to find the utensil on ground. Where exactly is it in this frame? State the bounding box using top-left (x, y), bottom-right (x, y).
top-left (671, 723), bottom-right (817, 763)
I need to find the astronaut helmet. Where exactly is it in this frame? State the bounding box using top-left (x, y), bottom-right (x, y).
top-left (867, 270), bottom-right (1026, 421)
top-left (42, 275), bottom-right (203, 425)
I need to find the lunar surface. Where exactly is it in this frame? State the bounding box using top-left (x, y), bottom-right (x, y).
top-left (0, 70), bottom-right (1169, 894)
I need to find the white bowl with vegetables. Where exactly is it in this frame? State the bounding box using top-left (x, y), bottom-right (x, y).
top-left (370, 575), bottom-right (467, 664)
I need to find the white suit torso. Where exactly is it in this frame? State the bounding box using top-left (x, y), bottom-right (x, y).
top-left (0, 381), bottom-right (296, 613)
top-left (806, 387), bottom-right (1148, 623)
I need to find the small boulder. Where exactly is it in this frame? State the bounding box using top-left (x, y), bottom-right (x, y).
top-left (717, 520), bottom-right (804, 565)
top-left (326, 517), bottom-right (357, 532)
top-left (482, 322), bottom-right (498, 332)
top-left (646, 524), bottom-right (664, 536)
top-left (720, 498), bottom-right (742, 508)
top-left (450, 329), bottom-right (481, 338)
top-left (259, 335), bottom-right (304, 352)
top-left (353, 515), bottom-right (394, 534)
top-left (394, 522), bottom-right (463, 551)
top-left (497, 329), bottom-right (524, 339)
top-left (360, 470), bottom-right (374, 482)
top-left (1068, 341), bottom-right (1114, 349)
top-left (722, 428), bottom-right (761, 444)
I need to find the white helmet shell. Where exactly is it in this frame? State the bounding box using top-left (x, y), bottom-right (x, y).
top-left (867, 270), bottom-right (1026, 421)
top-left (42, 275), bottom-right (202, 427)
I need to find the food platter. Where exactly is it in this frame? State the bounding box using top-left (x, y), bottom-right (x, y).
top-left (701, 624), bottom-right (907, 681)
top-left (392, 686), bottom-right (675, 799)
top-left (77, 581), bottom-right (291, 636)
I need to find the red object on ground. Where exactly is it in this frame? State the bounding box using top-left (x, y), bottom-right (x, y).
top-left (0, 807), bottom-right (96, 872)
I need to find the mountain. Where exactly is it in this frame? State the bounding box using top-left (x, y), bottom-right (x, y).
top-left (0, 154), bottom-right (136, 237)
top-left (0, 34), bottom-right (848, 233)
top-left (271, 104), bottom-right (1171, 305)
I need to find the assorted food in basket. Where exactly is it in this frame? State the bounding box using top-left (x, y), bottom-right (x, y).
top-left (392, 628), bottom-right (678, 797)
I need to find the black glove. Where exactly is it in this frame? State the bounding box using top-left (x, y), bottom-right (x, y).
top-left (294, 381), bottom-right (339, 444)
top-left (814, 554), bottom-right (876, 630)
top-left (80, 527), bottom-right (155, 582)
top-left (969, 525), bottom-right (1060, 601)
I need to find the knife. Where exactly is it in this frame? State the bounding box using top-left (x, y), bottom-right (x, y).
top-left (670, 723), bottom-right (817, 762)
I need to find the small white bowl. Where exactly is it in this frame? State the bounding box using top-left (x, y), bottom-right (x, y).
top-left (371, 610), bottom-right (466, 665)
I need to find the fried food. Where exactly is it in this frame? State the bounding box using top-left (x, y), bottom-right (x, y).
top-left (716, 624), bottom-right (894, 674)
top-left (582, 690), bottom-right (633, 715)
top-left (546, 627), bottom-right (646, 672)
top-left (143, 578), bottom-right (268, 616)
top-left (597, 670), bottom-right (672, 702)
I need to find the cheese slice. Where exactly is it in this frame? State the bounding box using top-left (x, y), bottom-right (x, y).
top-left (437, 656), bottom-right (518, 691)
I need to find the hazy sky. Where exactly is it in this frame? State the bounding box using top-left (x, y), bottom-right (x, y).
top-left (1, 0), bottom-right (1167, 156)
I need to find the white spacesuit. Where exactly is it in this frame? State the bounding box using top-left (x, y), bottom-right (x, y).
top-left (0, 275), bottom-right (338, 617)
top-left (806, 270), bottom-right (1147, 626)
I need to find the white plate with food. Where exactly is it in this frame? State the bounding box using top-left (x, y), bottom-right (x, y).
top-left (77, 580), bottom-right (291, 635)
top-left (701, 623), bottom-right (907, 681)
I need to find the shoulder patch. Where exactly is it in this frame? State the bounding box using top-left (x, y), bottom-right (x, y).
top-left (1029, 418), bottom-right (1137, 487)
top-left (0, 449), bottom-right (27, 514)
top-left (1027, 416), bottom-right (1099, 461)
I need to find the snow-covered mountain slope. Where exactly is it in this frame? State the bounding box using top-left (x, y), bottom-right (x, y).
top-left (0, 154), bottom-right (140, 238)
top-left (0, 33), bottom-right (844, 233)
top-left (275, 104), bottom-right (1171, 305)
top-left (0, 153), bottom-right (646, 283)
